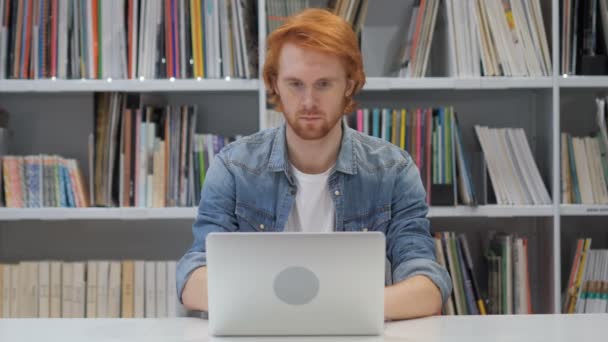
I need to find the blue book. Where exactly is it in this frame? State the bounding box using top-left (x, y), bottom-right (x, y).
top-left (62, 162), bottom-right (75, 208)
top-left (384, 108), bottom-right (392, 142)
top-left (372, 108), bottom-right (380, 138)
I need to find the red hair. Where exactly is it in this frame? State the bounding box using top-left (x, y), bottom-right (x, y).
top-left (263, 8), bottom-right (366, 113)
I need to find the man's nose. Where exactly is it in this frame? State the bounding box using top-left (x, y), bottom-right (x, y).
top-left (301, 87), bottom-right (317, 110)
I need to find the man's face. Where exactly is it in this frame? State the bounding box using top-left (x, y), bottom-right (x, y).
top-left (274, 42), bottom-right (354, 140)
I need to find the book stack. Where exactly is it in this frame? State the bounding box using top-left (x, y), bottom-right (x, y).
top-left (562, 96), bottom-right (608, 204)
top-left (445, 0), bottom-right (551, 77)
top-left (0, 0), bottom-right (259, 80)
top-left (475, 125), bottom-right (552, 205)
top-left (434, 232), bottom-right (486, 315)
top-left (397, 0), bottom-right (440, 78)
top-left (345, 107), bottom-right (475, 206)
top-left (92, 92), bottom-right (239, 208)
top-left (0, 260), bottom-right (186, 318)
top-left (1, 155), bottom-right (88, 208)
top-left (486, 233), bottom-right (533, 315)
top-left (435, 232), bottom-right (533, 315)
top-left (563, 239), bottom-right (608, 313)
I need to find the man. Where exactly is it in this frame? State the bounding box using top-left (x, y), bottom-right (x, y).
top-left (177, 8), bottom-right (451, 320)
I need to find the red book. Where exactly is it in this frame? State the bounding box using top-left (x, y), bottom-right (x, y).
top-left (50, 0), bottom-right (58, 77)
top-left (409, 0), bottom-right (426, 76)
top-left (165, 0), bottom-right (173, 78)
top-left (92, 0), bottom-right (99, 78)
top-left (22, 0), bottom-right (34, 78)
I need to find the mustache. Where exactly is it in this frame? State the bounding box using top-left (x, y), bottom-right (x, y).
top-left (297, 111), bottom-right (325, 116)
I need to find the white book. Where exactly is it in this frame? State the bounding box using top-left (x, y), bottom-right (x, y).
top-left (61, 262), bottom-right (73, 318)
top-left (166, 261), bottom-right (178, 317)
top-left (57, 0), bottom-right (69, 78)
top-left (219, 0), bottom-right (231, 78)
top-left (96, 261), bottom-right (110, 318)
top-left (156, 262), bottom-right (167, 318)
top-left (108, 262), bottom-right (122, 318)
top-left (26, 262), bottom-right (39, 318)
top-left (574, 138), bottom-right (594, 204)
top-left (235, 0), bottom-right (250, 78)
top-left (10, 264), bottom-right (18, 318)
top-left (592, 138), bottom-right (608, 204)
top-left (38, 261), bottom-right (51, 318)
top-left (134, 261), bottom-right (145, 318)
top-left (145, 261), bottom-right (156, 318)
top-left (86, 261), bottom-right (98, 318)
top-left (585, 138), bottom-right (602, 204)
top-left (1, 264), bottom-right (10, 318)
top-left (49, 262), bottom-right (62, 318)
top-left (72, 262), bottom-right (86, 318)
top-left (530, 0), bottom-right (551, 74)
top-left (506, 129), bottom-right (536, 204)
top-left (513, 128), bottom-right (551, 204)
top-left (230, 0), bottom-right (243, 78)
top-left (498, 129), bottom-right (526, 204)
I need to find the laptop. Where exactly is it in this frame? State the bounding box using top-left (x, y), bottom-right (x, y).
top-left (206, 232), bottom-right (385, 336)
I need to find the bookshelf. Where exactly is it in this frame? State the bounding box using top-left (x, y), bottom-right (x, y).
top-left (1, 0), bottom-right (607, 317)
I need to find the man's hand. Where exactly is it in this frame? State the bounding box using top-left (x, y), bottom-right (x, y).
top-left (384, 275), bottom-right (443, 320)
top-left (182, 266), bottom-right (209, 312)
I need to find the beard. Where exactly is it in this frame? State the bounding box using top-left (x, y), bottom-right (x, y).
top-left (284, 110), bottom-right (343, 141)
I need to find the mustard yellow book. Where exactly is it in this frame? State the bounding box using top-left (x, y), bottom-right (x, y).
top-left (568, 238), bottom-right (592, 313)
top-left (121, 261), bottom-right (135, 318)
top-left (190, 0), bottom-right (199, 77)
top-left (391, 109), bottom-right (398, 146)
top-left (400, 109), bottom-right (406, 150)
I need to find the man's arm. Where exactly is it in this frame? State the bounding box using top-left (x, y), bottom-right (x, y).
top-left (176, 154), bottom-right (238, 311)
top-left (182, 266), bottom-right (208, 311)
top-left (384, 275), bottom-right (442, 320)
top-left (384, 153), bottom-right (452, 320)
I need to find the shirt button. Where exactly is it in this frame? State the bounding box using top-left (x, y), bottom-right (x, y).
top-left (334, 190), bottom-right (341, 196)
top-left (259, 224), bottom-right (265, 230)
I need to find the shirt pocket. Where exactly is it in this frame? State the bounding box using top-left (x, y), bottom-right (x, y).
top-left (235, 202), bottom-right (276, 232)
top-left (343, 205), bottom-right (391, 233)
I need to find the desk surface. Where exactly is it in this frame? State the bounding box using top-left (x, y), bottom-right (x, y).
top-left (1, 315), bottom-right (607, 342)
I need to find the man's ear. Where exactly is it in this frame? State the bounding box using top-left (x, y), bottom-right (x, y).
top-left (272, 77), bottom-right (280, 96)
top-left (345, 79), bottom-right (355, 97)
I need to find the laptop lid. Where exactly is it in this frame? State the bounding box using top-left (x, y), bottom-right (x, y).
top-left (207, 232), bottom-right (385, 336)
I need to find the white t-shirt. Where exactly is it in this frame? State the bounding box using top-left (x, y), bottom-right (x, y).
top-left (284, 164), bottom-right (335, 233)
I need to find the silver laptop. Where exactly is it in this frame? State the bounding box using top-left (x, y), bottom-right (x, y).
top-left (206, 232), bottom-right (385, 336)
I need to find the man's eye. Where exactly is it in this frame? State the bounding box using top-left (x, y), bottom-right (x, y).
top-left (289, 82), bottom-right (302, 88)
top-left (317, 81), bottom-right (330, 89)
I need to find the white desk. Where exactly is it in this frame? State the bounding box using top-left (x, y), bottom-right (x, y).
top-left (0, 315), bottom-right (606, 342)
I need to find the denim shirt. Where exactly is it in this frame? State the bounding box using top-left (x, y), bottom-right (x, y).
top-left (176, 123), bottom-right (452, 305)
